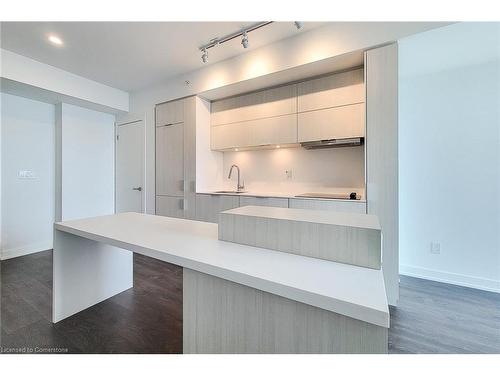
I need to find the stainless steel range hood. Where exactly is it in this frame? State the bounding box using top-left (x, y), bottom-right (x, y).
top-left (300, 137), bottom-right (364, 150)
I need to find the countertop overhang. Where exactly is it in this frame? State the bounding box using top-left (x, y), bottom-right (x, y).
top-left (54, 212), bottom-right (389, 328)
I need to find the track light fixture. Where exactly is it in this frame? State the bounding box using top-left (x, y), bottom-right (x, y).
top-left (201, 48), bottom-right (208, 63)
top-left (199, 21), bottom-right (273, 63)
top-left (241, 31), bottom-right (249, 48)
top-left (294, 21), bottom-right (303, 29)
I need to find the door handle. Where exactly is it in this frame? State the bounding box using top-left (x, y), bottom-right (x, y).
top-left (132, 187), bottom-right (142, 192)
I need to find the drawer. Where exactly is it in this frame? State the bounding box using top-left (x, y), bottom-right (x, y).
top-left (239, 196), bottom-right (289, 208)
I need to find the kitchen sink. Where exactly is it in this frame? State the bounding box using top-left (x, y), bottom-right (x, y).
top-left (213, 190), bottom-right (247, 194)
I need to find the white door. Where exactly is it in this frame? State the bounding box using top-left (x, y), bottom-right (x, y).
top-left (116, 121), bottom-right (144, 213)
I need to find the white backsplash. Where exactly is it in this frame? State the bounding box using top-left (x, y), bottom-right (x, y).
top-left (220, 146), bottom-right (365, 197)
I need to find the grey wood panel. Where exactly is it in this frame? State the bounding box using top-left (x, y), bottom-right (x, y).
top-left (183, 269), bottom-right (388, 353)
top-left (155, 195), bottom-right (185, 219)
top-left (218, 210), bottom-right (381, 269)
top-left (156, 100), bottom-right (184, 127)
top-left (289, 198), bottom-right (367, 213)
top-left (365, 44), bottom-right (399, 305)
top-left (239, 196), bottom-right (289, 208)
top-left (211, 83), bottom-right (297, 126)
top-left (298, 68), bottom-right (365, 112)
top-left (297, 103), bottom-right (365, 142)
top-left (195, 194), bottom-right (240, 223)
top-left (156, 122), bottom-right (184, 197)
top-left (183, 97), bottom-right (197, 220)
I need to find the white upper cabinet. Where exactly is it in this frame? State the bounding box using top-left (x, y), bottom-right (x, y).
top-left (297, 69), bottom-right (365, 143)
top-left (210, 68), bottom-right (366, 150)
top-left (297, 103), bottom-right (365, 142)
top-left (211, 84), bottom-right (297, 126)
top-left (297, 69), bottom-right (365, 112)
top-left (156, 100), bottom-right (184, 127)
top-left (211, 114), bottom-right (297, 150)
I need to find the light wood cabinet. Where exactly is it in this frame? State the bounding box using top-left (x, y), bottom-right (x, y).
top-left (195, 194), bottom-right (240, 223)
top-left (211, 114), bottom-right (297, 150)
top-left (156, 196), bottom-right (185, 219)
top-left (239, 196), bottom-right (288, 208)
top-left (155, 96), bottom-right (198, 220)
top-left (298, 103), bottom-right (365, 142)
top-left (211, 84), bottom-right (297, 126)
top-left (289, 198), bottom-right (366, 214)
top-left (365, 44), bottom-right (399, 305)
top-left (297, 69), bottom-right (364, 112)
top-left (156, 100), bottom-right (184, 127)
top-left (156, 122), bottom-right (184, 197)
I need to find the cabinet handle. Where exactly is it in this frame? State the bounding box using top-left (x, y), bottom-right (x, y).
top-left (179, 180), bottom-right (185, 192)
top-left (132, 187), bottom-right (142, 192)
top-left (179, 199), bottom-right (185, 210)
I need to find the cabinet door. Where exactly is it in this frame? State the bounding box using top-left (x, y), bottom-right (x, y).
top-left (289, 198), bottom-right (366, 214)
top-left (211, 114), bottom-right (297, 150)
top-left (156, 196), bottom-right (185, 219)
top-left (298, 69), bottom-right (365, 112)
top-left (239, 196), bottom-right (289, 208)
top-left (183, 96), bottom-right (197, 220)
top-left (156, 100), bottom-right (184, 127)
top-left (195, 194), bottom-right (240, 223)
top-left (156, 123), bottom-right (184, 197)
top-left (297, 103), bottom-right (364, 142)
top-left (211, 84), bottom-right (297, 126)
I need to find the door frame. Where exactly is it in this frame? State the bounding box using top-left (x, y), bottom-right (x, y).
top-left (115, 118), bottom-right (145, 213)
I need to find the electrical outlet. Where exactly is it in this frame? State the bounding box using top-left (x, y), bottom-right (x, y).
top-left (18, 170), bottom-right (36, 179)
top-left (285, 169), bottom-right (293, 180)
top-left (430, 242), bottom-right (441, 254)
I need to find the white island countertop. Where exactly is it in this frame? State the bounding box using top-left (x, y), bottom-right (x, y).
top-left (55, 212), bottom-right (389, 328)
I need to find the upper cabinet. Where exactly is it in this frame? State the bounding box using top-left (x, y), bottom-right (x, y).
top-left (297, 68), bottom-right (365, 143)
top-left (210, 68), bottom-right (365, 151)
top-left (297, 103), bottom-right (365, 142)
top-left (297, 69), bottom-right (364, 112)
top-left (211, 84), bottom-right (297, 126)
top-left (211, 84), bottom-right (297, 150)
top-left (156, 99), bottom-right (184, 127)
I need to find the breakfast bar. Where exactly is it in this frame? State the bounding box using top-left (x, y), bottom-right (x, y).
top-left (53, 210), bottom-right (389, 353)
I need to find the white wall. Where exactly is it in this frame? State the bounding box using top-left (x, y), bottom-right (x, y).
top-left (219, 147), bottom-right (365, 196)
top-left (123, 23), bottom-right (449, 214)
top-left (56, 103), bottom-right (115, 221)
top-left (1, 93), bottom-right (55, 259)
top-left (399, 22), bottom-right (500, 292)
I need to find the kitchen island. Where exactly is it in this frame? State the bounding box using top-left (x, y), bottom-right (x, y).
top-left (53, 211), bottom-right (389, 353)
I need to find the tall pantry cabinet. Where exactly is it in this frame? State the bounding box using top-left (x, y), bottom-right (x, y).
top-left (155, 96), bottom-right (197, 220)
top-left (365, 43), bottom-right (399, 306)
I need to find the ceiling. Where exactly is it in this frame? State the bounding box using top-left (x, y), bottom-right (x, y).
top-left (0, 22), bottom-right (325, 92)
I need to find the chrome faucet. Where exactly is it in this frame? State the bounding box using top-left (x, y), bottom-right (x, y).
top-left (228, 164), bottom-right (245, 192)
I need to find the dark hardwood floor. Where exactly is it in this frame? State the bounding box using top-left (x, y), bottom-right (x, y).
top-left (1, 250), bottom-right (499, 354)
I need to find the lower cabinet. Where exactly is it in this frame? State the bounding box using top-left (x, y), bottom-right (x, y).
top-left (239, 196), bottom-right (288, 208)
top-left (195, 194), bottom-right (240, 223)
top-left (289, 198), bottom-right (366, 214)
top-left (156, 195), bottom-right (185, 219)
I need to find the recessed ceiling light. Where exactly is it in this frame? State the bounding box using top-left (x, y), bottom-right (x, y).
top-left (234, 148), bottom-right (239, 152)
top-left (48, 35), bottom-right (63, 46)
top-left (276, 145), bottom-right (280, 149)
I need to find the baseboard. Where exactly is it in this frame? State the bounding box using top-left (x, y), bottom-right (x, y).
top-left (400, 264), bottom-right (500, 293)
top-left (1, 242), bottom-right (53, 260)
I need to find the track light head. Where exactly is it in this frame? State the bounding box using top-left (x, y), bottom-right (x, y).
top-left (294, 21), bottom-right (303, 30)
top-left (201, 48), bottom-right (208, 63)
top-left (241, 32), bottom-right (249, 49)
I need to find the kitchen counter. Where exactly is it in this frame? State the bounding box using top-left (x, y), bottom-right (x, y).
top-left (197, 190), bottom-right (366, 202)
top-left (53, 212), bottom-right (388, 328)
